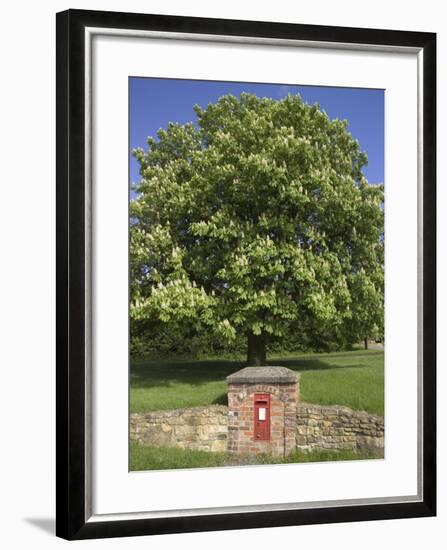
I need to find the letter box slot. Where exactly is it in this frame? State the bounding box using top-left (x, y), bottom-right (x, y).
top-left (254, 393), bottom-right (270, 441)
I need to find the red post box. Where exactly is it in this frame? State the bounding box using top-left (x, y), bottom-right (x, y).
top-left (254, 393), bottom-right (270, 441)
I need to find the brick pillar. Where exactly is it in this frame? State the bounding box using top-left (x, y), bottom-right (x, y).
top-left (227, 367), bottom-right (299, 457)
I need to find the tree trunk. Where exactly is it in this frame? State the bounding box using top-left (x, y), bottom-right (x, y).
top-left (247, 332), bottom-right (267, 366)
top-left (364, 337), bottom-right (368, 350)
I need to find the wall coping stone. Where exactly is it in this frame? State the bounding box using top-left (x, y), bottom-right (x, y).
top-left (297, 402), bottom-right (384, 421)
top-left (227, 366), bottom-right (298, 385)
top-left (130, 405), bottom-right (227, 420)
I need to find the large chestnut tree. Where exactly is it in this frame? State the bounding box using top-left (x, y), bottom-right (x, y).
top-left (130, 93), bottom-right (384, 365)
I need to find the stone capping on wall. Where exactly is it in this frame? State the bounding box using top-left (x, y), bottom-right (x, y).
top-left (227, 366), bottom-right (298, 385)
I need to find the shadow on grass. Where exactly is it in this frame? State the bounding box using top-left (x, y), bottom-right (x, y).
top-left (130, 359), bottom-right (244, 389)
top-left (130, 353), bottom-right (374, 390)
top-left (212, 392), bottom-right (228, 406)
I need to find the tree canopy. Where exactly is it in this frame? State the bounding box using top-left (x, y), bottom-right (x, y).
top-left (130, 93), bottom-right (384, 364)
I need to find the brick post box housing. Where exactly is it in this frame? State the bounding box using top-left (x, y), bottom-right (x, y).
top-left (227, 366), bottom-right (299, 457)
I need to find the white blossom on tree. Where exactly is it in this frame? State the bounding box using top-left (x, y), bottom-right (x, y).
top-left (130, 93), bottom-right (384, 365)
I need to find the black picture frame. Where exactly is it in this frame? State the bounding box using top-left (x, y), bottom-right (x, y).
top-left (56, 8), bottom-right (436, 540)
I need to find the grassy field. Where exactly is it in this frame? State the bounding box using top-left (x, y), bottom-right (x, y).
top-left (130, 441), bottom-right (380, 471)
top-left (130, 349), bottom-right (384, 416)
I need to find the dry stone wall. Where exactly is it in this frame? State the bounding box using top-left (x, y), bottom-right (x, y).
top-left (130, 403), bottom-right (384, 456)
top-left (130, 405), bottom-right (228, 452)
top-left (296, 403), bottom-right (384, 455)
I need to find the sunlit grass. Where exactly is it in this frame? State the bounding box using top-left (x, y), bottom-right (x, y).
top-left (130, 349), bottom-right (384, 415)
top-left (129, 441), bottom-right (381, 471)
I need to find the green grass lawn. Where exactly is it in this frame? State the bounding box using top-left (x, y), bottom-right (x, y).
top-left (130, 349), bottom-right (384, 416)
top-left (130, 441), bottom-right (381, 471)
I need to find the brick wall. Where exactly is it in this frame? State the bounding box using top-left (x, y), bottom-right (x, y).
top-left (227, 382), bottom-right (298, 457)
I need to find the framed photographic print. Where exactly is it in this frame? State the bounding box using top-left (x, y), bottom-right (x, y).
top-left (56, 9), bottom-right (436, 540)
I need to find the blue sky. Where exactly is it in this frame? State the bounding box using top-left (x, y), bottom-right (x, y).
top-left (129, 77), bottom-right (384, 188)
